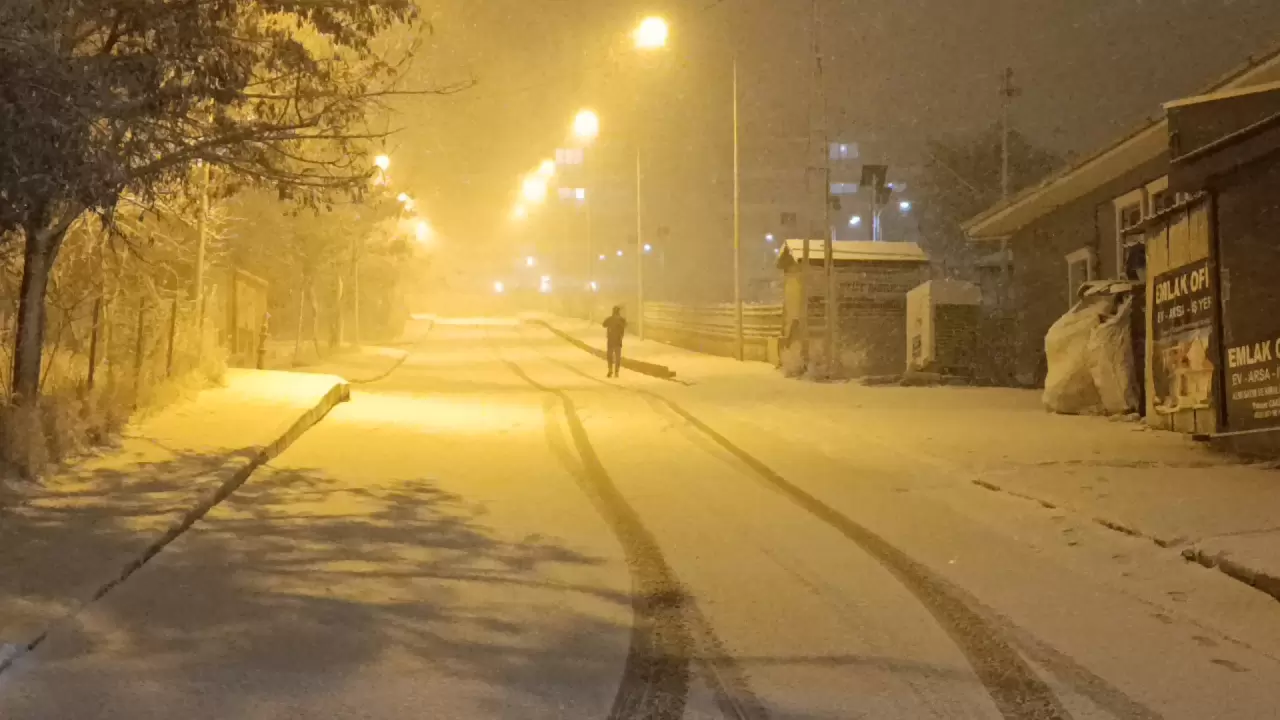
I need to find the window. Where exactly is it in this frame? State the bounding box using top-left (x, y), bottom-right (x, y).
top-left (780, 211), bottom-right (798, 228)
top-left (829, 142), bottom-right (859, 161)
top-left (1113, 188), bottom-right (1146, 277)
top-left (1147, 176), bottom-right (1175, 215)
top-left (830, 182), bottom-right (859, 195)
top-left (555, 147), bottom-right (584, 165)
top-left (1065, 247), bottom-right (1096, 304)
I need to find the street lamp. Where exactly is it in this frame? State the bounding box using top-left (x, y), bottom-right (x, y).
top-left (899, 200), bottom-right (912, 213)
top-left (616, 249), bottom-right (623, 257)
top-left (522, 175), bottom-right (548, 204)
top-left (537, 159), bottom-right (556, 178)
top-left (634, 16), bottom-right (669, 50)
top-left (573, 109), bottom-right (600, 141)
top-left (644, 243), bottom-right (653, 253)
top-left (415, 220), bottom-right (431, 243)
top-left (374, 154), bottom-right (391, 171)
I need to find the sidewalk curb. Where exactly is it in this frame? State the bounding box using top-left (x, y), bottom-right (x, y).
top-left (346, 349), bottom-right (411, 385)
top-left (0, 379), bottom-right (352, 675)
top-left (971, 475), bottom-right (1280, 605)
top-left (531, 319), bottom-right (678, 380)
top-left (1182, 546), bottom-right (1280, 604)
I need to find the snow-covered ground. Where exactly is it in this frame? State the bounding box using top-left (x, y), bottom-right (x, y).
top-left (5, 320), bottom-right (1280, 718)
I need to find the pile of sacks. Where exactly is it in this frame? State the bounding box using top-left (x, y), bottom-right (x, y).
top-left (1043, 281), bottom-right (1140, 415)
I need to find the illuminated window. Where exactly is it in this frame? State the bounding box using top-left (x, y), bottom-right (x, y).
top-left (555, 147), bottom-right (584, 165)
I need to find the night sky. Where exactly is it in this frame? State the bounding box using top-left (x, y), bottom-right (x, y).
top-left (389, 0), bottom-right (1280, 297)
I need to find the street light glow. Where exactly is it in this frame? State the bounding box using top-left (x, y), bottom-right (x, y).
top-left (634, 16), bottom-right (669, 50)
top-left (397, 192), bottom-right (410, 203)
top-left (598, 254), bottom-right (606, 261)
top-left (573, 109), bottom-right (600, 141)
top-left (415, 220), bottom-right (431, 242)
top-left (526, 256), bottom-right (536, 267)
top-left (616, 249), bottom-right (623, 257)
top-left (537, 159), bottom-right (556, 178)
top-left (522, 175), bottom-right (548, 204)
top-left (644, 243), bottom-right (653, 253)
top-left (374, 154), bottom-right (391, 171)
top-left (899, 200), bottom-right (913, 212)
top-left (494, 281), bottom-right (505, 294)
top-left (849, 215), bottom-right (863, 227)
top-left (765, 233), bottom-right (775, 243)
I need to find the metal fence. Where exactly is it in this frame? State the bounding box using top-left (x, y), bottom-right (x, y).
top-left (642, 302), bottom-right (784, 362)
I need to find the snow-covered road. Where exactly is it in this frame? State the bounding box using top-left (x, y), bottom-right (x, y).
top-left (4, 319), bottom-right (1280, 719)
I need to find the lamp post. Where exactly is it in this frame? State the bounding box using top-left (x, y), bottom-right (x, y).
top-left (573, 109), bottom-right (600, 307)
top-left (632, 17), bottom-right (667, 340)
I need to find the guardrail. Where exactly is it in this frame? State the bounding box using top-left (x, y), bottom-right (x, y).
top-left (642, 302), bottom-right (784, 362)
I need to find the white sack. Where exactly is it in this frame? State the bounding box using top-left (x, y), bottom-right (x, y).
top-left (1087, 295), bottom-right (1139, 414)
top-left (1043, 297), bottom-right (1108, 414)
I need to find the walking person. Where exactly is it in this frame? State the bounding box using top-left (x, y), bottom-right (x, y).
top-left (602, 305), bottom-right (627, 377)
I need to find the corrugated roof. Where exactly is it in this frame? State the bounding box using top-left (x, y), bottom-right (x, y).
top-left (778, 239), bottom-right (929, 265)
top-left (965, 41), bottom-right (1280, 240)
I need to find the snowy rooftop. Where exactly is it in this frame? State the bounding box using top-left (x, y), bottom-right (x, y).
top-left (777, 240), bottom-right (929, 267)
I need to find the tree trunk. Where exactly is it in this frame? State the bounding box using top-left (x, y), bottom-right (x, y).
top-left (293, 279), bottom-right (306, 366)
top-left (331, 275), bottom-right (344, 350)
top-left (12, 229), bottom-right (59, 403)
top-left (309, 283), bottom-right (322, 358)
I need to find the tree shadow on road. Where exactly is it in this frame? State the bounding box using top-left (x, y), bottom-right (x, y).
top-left (0, 463), bottom-right (636, 720)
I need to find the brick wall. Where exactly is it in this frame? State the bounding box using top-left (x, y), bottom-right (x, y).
top-left (1006, 156), bottom-right (1169, 385)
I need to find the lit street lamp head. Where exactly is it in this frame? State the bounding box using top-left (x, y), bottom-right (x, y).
top-left (522, 175), bottom-right (548, 204)
top-left (537, 159), bottom-right (556, 178)
top-left (573, 109), bottom-right (600, 141)
top-left (634, 17), bottom-right (669, 50)
top-left (374, 154), bottom-right (391, 171)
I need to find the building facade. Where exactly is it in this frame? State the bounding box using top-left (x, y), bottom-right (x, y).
top-left (964, 46), bottom-right (1280, 388)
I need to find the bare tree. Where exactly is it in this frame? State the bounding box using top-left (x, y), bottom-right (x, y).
top-left (0, 0), bottom-right (447, 401)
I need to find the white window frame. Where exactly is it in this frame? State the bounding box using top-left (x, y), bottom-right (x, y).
top-left (1066, 247), bottom-right (1097, 304)
top-left (1112, 188), bottom-right (1147, 277)
top-left (1146, 175), bottom-right (1175, 216)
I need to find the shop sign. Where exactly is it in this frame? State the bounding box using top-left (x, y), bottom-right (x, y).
top-left (1150, 259), bottom-right (1215, 415)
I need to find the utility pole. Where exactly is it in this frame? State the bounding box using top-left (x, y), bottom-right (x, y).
top-left (1000, 67), bottom-right (1021, 201)
top-left (812, 0), bottom-right (835, 378)
top-left (636, 148), bottom-right (645, 340)
top-left (194, 161), bottom-right (210, 364)
top-left (999, 67), bottom-right (1021, 314)
top-left (732, 56), bottom-right (744, 362)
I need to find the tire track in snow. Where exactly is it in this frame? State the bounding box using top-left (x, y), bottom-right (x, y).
top-left (500, 355), bottom-right (693, 720)
top-left (537, 349), bottom-right (1074, 720)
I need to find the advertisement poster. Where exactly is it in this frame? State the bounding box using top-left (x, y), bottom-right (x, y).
top-left (1150, 259), bottom-right (1215, 415)
top-left (1224, 320), bottom-right (1280, 432)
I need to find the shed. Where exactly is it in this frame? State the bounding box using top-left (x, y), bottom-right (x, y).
top-left (775, 240), bottom-right (930, 375)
